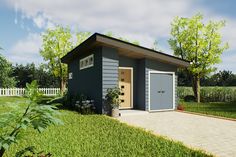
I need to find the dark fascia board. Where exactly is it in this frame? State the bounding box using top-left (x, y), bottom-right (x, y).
top-left (61, 33), bottom-right (190, 67)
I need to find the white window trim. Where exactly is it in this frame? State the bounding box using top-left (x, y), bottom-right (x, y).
top-left (80, 54), bottom-right (94, 70)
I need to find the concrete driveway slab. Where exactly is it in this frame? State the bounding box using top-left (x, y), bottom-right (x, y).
top-left (118, 111), bottom-right (236, 157)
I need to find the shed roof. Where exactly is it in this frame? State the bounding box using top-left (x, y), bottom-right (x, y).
top-left (61, 33), bottom-right (190, 67)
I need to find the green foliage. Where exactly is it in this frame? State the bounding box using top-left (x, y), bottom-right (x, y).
top-left (74, 95), bottom-right (95, 114)
top-left (12, 63), bottom-right (59, 88)
top-left (0, 81), bottom-right (62, 156)
top-left (184, 95), bottom-right (196, 102)
top-left (177, 69), bottom-right (193, 86)
top-left (0, 54), bottom-right (16, 88)
top-left (178, 86), bottom-right (236, 102)
top-left (178, 70), bottom-right (236, 86)
top-left (152, 40), bottom-right (162, 52)
top-left (202, 70), bottom-right (236, 86)
top-left (169, 13), bottom-right (229, 102)
top-left (76, 31), bottom-right (91, 45)
top-left (105, 87), bottom-right (121, 109)
top-left (181, 101), bottom-right (236, 119)
top-left (15, 146), bottom-right (52, 157)
top-left (40, 26), bottom-right (73, 92)
top-left (0, 97), bottom-right (211, 157)
top-left (169, 13), bottom-right (228, 76)
top-left (105, 32), bottom-right (140, 45)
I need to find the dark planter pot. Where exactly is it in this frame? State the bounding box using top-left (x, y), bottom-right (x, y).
top-left (111, 108), bottom-right (119, 117)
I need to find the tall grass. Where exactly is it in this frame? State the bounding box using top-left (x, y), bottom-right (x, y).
top-left (178, 87), bottom-right (236, 102)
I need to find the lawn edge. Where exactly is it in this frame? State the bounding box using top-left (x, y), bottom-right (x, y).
top-left (115, 116), bottom-right (214, 157)
top-left (177, 110), bottom-right (236, 122)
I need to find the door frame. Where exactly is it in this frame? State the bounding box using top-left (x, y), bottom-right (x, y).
top-left (118, 67), bottom-right (133, 109)
top-left (148, 70), bottom-right (175, 112)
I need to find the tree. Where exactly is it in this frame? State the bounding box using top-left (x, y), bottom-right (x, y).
top-left (177, 69), bottom-right (192, 86)
top-left (152, 40), bottom-right (163, 52)
top-left (206, 70), bottom-right (236, 86)
top-left (40, 26), bottom-right (73, 93)
top-left (12, 63), bottom-right (59, 88)
top-left (169, 13), bottom-right (229, 102)
top-left (0, 54), bottom-right (16, 88)
top-left (105, 32), bottom-right (140, 45)
top-left (76, 31), bottom-right (91, 45)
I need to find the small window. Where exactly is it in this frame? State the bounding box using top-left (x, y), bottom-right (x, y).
top-left (121, 79), bottom-right (125, 82)
top-left (121, 85), bottom-right (124, 89)
top-left (121, 100), bottom-right (125, 103)
top-left (121, 93), bottom-right (124, 96)
top-left (80, 54), bottom-right (94, 70)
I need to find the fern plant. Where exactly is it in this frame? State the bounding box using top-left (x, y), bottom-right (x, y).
top-left (0, 80), bottom-right (62, 157)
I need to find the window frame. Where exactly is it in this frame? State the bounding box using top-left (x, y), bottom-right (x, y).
top-left (79, 54), bottom-right (94, 70)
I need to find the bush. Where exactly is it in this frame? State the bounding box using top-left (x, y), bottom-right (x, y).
top-left (184, 95), bottom-right (196, 102)
top-left (75, 99), bottom-right (95, 115)
top-left (178, 86), bottom-right (236, 102)
top-left (62, 94), bottom-right (96, 114)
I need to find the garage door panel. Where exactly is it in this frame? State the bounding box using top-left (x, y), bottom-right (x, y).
top-left (149, 72), bottom-right (174, 111)
top-left (150, 73), bottom-right (162, 111)
top-left (161, 74), bottom-right (173, 109)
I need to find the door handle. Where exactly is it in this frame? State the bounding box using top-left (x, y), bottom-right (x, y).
top-left (162, 91), bottom-right (165, 93)
top-left (157, 91), bottom-right (161, 93)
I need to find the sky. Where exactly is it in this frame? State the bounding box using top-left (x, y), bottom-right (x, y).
top-left (0, 0), bottom-right (235, 73)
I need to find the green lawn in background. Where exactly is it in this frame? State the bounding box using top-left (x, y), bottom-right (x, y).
top-left (181, 101), bottom-right (236, 119)
top-left (0, 97), bottom-right (212, 157)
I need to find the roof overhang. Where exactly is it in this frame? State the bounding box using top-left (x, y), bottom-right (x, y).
top-left (61, 33), bottom-right (190, 68)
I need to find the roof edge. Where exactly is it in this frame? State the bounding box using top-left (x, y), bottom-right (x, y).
top-left (61, 32), bottom-right (190, 67)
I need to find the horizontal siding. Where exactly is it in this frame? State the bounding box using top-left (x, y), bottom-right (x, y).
top-left (103, 69), bottom-right (118, 74)
top-left (102, 47), bottom-right (119, 99)
top-left (103, 66), bottom-right (118, 70)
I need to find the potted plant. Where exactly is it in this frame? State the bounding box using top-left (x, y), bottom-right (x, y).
top-left (105, 87), bottom-right (121, 117)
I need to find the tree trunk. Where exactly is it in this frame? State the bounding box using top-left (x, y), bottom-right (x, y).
top-left (0, 148), bottom-right (5, 157)
top-left (192, 75), bottom-right (201, 103)
top-left (60, 78), bottom-right (66, 95)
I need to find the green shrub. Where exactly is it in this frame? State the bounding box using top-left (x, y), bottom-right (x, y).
top-left (0, 81), bottom-right (62, 157)
top-left (184, 95), bottom-right (196, 102)
top-left (74, 95), bottom-right (95, 114)
top-left (178, 86), bottom-right (236, 102)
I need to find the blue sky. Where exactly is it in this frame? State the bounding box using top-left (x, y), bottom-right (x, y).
top-left (0, 0), bottom-right (236, 73)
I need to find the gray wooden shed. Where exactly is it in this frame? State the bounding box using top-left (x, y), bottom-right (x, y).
top-left (61, 33), bottom-right (189, 114)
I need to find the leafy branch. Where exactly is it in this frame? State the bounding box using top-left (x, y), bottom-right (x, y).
top-left (0, 80), bottom-right (62, 157)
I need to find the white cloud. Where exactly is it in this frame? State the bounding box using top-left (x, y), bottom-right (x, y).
top-left (6, 0), bottom-right (195, 39)
top-left (33, 14), bottom-right (46, 29)
top-left (4, 0), bottom-right (236, 72)
top-left (8, 33), bottom-right (44, 65)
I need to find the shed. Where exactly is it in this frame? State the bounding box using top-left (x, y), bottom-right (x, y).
top-left (61, 33), bottom-right (189, 114)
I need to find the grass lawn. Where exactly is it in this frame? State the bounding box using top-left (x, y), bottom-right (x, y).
top-left (181, 101), bottom-right (236, 119)
top-left (0, 97), bottom-right (212, 157)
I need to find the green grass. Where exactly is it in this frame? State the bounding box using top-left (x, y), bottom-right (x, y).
top-left (181, 101), bottom-right (236, 119)
top-left (0, 97), bottom-right (211, 157)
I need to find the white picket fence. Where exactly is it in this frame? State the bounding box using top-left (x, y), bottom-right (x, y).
top-left (0, 88), bottom-right (61, 96)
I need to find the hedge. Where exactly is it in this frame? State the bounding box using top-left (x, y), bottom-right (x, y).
top-left (177, 86), bottom-right (236, 102)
